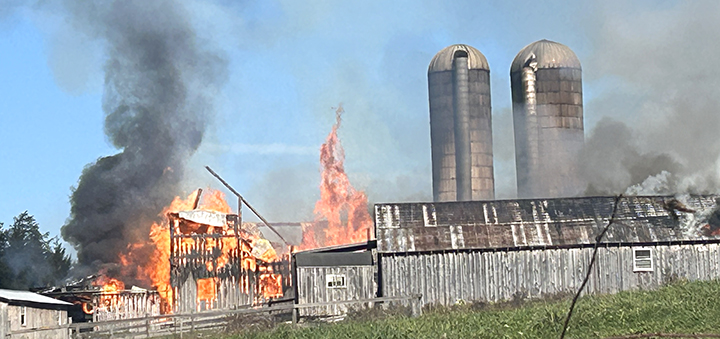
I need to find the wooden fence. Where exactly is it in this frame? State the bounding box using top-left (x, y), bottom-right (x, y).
top-left (5, 294), bottom-right (422, 339)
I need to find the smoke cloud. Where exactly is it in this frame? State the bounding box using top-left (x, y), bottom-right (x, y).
top-left (579, 0), bottom-right (720, 196)
top-left (60, 0), bottom-right (227, 267)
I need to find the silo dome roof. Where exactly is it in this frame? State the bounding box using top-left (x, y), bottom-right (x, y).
top-left (428, 44), bottom-right (489, 73)
top-left (510, 39), bottom-right (581, 73)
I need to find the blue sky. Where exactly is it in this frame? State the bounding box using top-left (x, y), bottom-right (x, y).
top-left (2, 0), bottom-right (718, 254)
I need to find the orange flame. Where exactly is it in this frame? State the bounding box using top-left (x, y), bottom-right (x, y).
top-left (196, 278), bottom-right (217, 309)
top-left (92, 276), bottom-right (125, 312)
top-left (301, 105), bottom-right (373, 249)
top-left (259, 273), bottom-right (283, 299)
top-left (112, 188), bottom-right (283, 313)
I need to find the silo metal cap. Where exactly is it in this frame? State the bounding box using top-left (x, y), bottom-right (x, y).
top-left (510, 39), bottom-right (581, 73)
top-left (428, 44), bottom-right (489, 73)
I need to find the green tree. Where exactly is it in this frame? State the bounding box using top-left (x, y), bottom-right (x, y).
top-left (0, 221), bottom-right (12, 288)
top-left (0, 212), bottom-right (73, 290)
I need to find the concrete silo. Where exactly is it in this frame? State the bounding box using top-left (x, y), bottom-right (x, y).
top-left (428, 44), bottom-right (494, 202)
top-left (511, 39), bottom-right (584, 198)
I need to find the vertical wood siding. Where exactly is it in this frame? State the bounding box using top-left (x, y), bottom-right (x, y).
top-left (381, 243), bottom-right (720, 307)
top-left (297, 266), bottom-right (375, 316)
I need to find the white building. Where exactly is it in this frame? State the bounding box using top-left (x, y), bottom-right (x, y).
top-left (0, 289), bottom-right (71, 339)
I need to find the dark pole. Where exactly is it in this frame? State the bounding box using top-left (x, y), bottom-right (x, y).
top-left (204, 166), bottom-right (290, 246)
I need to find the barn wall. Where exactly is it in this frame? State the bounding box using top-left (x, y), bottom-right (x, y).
top-left (176, 274), bottom-right (255, 313)
top-left (297, 266), bottom-right (375, 316)
top-left (0, 302), bottom-right (7, 338)
top-left (92, 292), bottom-right (161, 321)
top-left (381, 243), bottom-right (720, 307)
top-left (6, 304), bottom-right (68, 339)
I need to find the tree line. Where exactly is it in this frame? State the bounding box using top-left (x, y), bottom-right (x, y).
top-left (0, 211), bottom-right (73, 290)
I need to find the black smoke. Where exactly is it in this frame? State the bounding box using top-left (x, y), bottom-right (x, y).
top-left (60, 0), bottom-right (226, 268)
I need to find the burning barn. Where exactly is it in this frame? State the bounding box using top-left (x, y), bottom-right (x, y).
top-left (167, 208), bottom-right (290, 313)
top-left (43, 189), bottom-right (293, 321)
top-left (40, 275), bottom-right (162, 323)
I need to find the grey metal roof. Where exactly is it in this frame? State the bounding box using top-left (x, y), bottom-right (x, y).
top-left (428, 44), bottom-right (489, 72)
top-left (295, 251), bottom-right (373, 267)
top-left (375, 195), bottom-right (720, 253)
top-left (510, 39), bottom-right (581, 73)
top-left (0, 289), bottom-right (72, 306)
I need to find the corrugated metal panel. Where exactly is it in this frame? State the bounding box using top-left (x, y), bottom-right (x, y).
top-left (375, 196), bottom-right (720, 253)
top-left (428, 44), bottom-right (489, 72)
top-left (297, 266), bottom-right (375, 316)
top-left (510, 39), bottom-right (581, 73)
top-left (381, 243), bottom-right (720, 307)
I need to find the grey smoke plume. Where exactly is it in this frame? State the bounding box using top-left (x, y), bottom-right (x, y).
top-left (60, 0), bottom-right (226, 267)
top-left (579, 0), bottom-right (720, 196)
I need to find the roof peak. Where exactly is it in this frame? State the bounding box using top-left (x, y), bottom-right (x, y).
top-left (428, 44), bottom-right (489, 72)
top-left (511, 39), bottom-right (581, 73)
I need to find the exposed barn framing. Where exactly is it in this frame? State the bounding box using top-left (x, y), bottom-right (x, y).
top-left (168, 210), bottom-right (291, 313)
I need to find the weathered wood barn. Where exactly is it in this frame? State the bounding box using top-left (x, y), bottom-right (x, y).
top-left (0, 289), bottom-right (72, 339)
top-left (293, 195), bottom-right (720, 314)
top-left (374, 195), bottom-right (720, 307)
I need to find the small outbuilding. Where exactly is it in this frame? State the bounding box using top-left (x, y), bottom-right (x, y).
top-left (0, 288), bottom-right (72, 339)
top-left (293, 242), bottom-right (376, 316)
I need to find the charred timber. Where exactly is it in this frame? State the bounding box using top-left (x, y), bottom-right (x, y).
top-left (205, 166), bottom-right (289, 246)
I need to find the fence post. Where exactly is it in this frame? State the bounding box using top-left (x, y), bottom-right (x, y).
top-left (190, 313), bottom-right (195, 334)
top-left (145, 314), bottom-right (150, 338)
top-left (411, 294), bottom-right (422, 318)
top-left (179, 317), bottom-right (183, 339)
top-left (292, 305), bottom-right (298, 325)
top-left (74, 323), bottom-right (80, 339)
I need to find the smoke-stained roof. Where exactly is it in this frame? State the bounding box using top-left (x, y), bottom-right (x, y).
top-left (0, 289), bottom-right (72, 307)
top-left (375, 195), bottom-right (720, 253)
top-left (428, 44), bottom-right (489, 72)
top-left (510, 39), bottom-right (581, 73)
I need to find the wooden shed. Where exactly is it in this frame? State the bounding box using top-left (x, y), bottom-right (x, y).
top-left (293, 242), bottom-right (376, 316)
top-left (374, 195), bottom-right (720, 307)
top-left (0, 288), bottom-right (72, 339)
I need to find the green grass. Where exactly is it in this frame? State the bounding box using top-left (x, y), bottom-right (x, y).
top-left (217, 279), bottom-right (720, 339)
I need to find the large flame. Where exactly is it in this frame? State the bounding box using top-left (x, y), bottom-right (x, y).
top-left (301, 105), bottom-right (373, 249)
top-left (113, 189), bottom-right (281, 314)
top-left (92, 276), bottom-right (125, 315)
top-left (92, 105), bottom-right (371, 313)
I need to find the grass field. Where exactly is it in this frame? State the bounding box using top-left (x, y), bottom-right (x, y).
top-left (215, 279), bottom-right (720, 339)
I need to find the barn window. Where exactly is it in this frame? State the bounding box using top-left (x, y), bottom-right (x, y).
top-left (20, 306), bottom-right (26, 326)
top-left (326, 274), bottom-right (347, 288)
top-left (633, 248), bottom-right (653, 272)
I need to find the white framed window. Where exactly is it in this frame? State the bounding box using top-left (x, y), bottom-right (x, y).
top-left (20, 306), bottom-right (26, 327)
top-left (326, 274), bottom-right (347, 289)
top-left (633, 248), bottom-right (654, 272)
